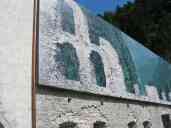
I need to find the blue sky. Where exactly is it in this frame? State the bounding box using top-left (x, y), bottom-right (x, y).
top-left (76, 0), bottom-right (134, 14)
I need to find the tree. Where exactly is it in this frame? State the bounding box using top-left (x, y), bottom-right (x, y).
top-left (101, 0), bottom-right (171, 63)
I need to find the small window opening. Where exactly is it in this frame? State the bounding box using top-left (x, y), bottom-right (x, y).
top-left (59, 121), bottom-right (78, 128)
top-left (143, 121), bottom-right (152, 128)
top-left (93, 121), bottom-right (107, 128)
top-left (128, 121), bottom-right (137, 128)
top-left (161, 114), bottom-right (171, 128)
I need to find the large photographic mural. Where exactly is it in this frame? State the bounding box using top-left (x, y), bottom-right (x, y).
top-left (39, 0), bottom-right (171, 102)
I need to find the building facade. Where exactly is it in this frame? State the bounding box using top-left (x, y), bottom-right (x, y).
top-left (0, 0), bottom-right (171, 128)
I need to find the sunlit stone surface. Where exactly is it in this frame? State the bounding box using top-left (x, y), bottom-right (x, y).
top-left (0, 0), bottom-right (33, 127)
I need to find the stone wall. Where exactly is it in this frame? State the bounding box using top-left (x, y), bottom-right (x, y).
top-left (0, 0), bottom-right (33, 127)
top-left (36, 87), bottom-right (171, 128)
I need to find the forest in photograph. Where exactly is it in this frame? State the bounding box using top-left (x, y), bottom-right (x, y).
top-left (100, 0), bottom-right (171, 63)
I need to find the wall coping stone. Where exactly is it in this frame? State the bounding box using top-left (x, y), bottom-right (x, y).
top-left (39, 79), bottom-right (171, 107)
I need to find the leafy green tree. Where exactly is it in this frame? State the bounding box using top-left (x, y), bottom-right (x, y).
top-left (101, 0), bottom-right (171, 62)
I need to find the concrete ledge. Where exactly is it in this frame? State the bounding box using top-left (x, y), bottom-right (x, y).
top-left (39, 79), bottom-right (171, 107)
